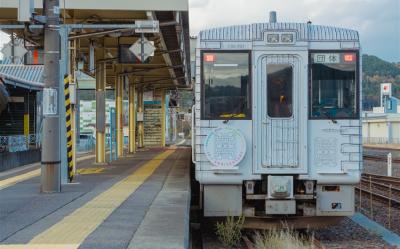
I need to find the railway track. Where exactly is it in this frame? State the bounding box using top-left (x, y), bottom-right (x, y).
top-left (362, 173), bottom-right (400, 187)
top-left (242, 235), bottom-right (254, 249)
top-left (356, 173), bottom-right (400, 236)
top-left (312, 239), bottom-right (325, 249)
top-left (363, 153), bottom-right (400, 163)
top-left (357, 173), bottom-right (400, 205)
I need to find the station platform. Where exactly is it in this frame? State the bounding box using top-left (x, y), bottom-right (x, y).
top-left (0, 148), bottom-right (191, 249)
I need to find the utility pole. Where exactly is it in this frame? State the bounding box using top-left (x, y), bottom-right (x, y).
top-left (41, 0), bottom-right (61, 193)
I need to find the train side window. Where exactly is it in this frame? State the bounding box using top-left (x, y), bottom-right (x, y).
top-left (201, 52), bottom-right (251, 120)
top-left (267, 64), bottom-right (293, 118)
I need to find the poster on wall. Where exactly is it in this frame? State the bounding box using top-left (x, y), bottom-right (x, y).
top-left (143, 91), bottom-right (154, 101)
top-left (8, 136), bottom-right (28, 152)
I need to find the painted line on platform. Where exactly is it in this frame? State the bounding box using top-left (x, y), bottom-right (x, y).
top-left (0, 149), bottom-right (175, 249)
top-left (0, 154), bottom-right (95, 190)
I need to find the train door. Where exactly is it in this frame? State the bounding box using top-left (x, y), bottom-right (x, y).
top-left (255, 54), bottom-right (307, 174)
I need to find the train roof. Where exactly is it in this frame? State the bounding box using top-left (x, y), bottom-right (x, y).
top-left (199, 22), bottom-right (359, 42)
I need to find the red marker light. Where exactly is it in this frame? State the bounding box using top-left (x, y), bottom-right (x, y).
top-left (344, 54), bottom-right (356, 62)
top-left (204, 54), bottom-right (216, 62)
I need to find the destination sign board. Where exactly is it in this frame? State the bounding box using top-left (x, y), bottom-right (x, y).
top-left (312, 53), bottom-right (356, 64)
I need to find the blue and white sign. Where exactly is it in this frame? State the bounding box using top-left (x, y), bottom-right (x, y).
top-left (8, 136), bottom-right (28, 152)
top-left (204, 126), bottom-right (246, 169)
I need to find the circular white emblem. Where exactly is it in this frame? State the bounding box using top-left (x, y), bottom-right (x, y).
top-left (204, 126), bottom-right (247, 169)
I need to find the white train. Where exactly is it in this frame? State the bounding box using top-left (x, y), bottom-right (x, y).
top-left (192, 13), bottom-right (362, 226)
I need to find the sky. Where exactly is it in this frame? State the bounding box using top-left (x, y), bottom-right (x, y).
top-left (189, 0), bottom-right (400, 62)
top-left (0, 0), bottom-right (399, 62)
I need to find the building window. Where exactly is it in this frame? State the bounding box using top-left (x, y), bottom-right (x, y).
top-left (201, 52), bottom-right (251, 120)
top-left (267, 64), bottom-right (293, 118)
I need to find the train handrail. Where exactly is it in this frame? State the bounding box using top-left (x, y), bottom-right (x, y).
top-left (191, 105), bottom-right (196, 164)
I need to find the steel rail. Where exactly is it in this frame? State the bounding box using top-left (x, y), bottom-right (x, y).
top-left (363, 154), bottom-right (400, 163)
top-left (361, 177), bottom-right (400, 188)
top-left (363, 173), bottom-right (400, 181)
top-left (361, 178), bottom-right (400, 191)
top-left (355, 186), bottom-right (400, 205)
top-left (313, 238), bottom-right (325, 249)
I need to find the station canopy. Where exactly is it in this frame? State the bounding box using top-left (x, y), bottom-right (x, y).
top-left (0, 0), bottom-right (191, 89)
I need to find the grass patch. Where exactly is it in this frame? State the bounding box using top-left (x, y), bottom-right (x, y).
top-left (215, 215), bottom-right (245, 247)
top-left (253, 228), bottom-right (315, 249)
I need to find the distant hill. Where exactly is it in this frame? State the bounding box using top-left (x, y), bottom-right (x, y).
top-left (362, 55), bottom-right (400, 110)
top-left (363, 55), bottom-right (400, 77)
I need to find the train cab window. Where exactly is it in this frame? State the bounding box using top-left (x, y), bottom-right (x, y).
top-left (202, 52), bottom-right (251, 120)
top-left (310, 52), bottom-right (358, 119)
top-left (267, 64), bottom-right (293, 118)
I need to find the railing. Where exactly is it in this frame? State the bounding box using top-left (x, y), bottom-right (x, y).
top-left (363, 137), bottom-right (400, 145)
top-left (0, 134), bottom-right (40, 153)
top-left (77, 137), bottom-right (95, 153)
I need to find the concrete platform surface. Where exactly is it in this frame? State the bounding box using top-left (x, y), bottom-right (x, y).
top-left (0, 148), bottom-right (191, 249)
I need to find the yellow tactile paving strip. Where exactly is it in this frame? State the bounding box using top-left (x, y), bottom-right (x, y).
top-left (0, 154), bottom-right (96, 191)
top-left (0, 149), bottom-right (175, 249)
top-left (0, 245), bottom-right (79, 249)
top-left (0, 169), bottom-right (40, 191)
top-left (76, 167), bottom-right (106, 175)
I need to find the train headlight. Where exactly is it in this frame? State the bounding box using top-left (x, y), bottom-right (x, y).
top-left (267, 34), bottom-right (279, 43)
top-left (281, 33), bottom-right (294, 43)
top-left (268, 175), bottom-right (293, 199)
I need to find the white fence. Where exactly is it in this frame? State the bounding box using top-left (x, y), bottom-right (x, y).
top-left (363, 137), bottom-right (400, 144)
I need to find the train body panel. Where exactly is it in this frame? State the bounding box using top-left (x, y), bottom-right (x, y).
top-left (192, 20), bottom-right (362, 221)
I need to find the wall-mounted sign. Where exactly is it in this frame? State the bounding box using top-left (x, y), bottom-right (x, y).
top-left (143, 91), bottom-right (154, 101)
top-left (43, 88), bottom-right (58, 116)
top-left (204, 126), bottom-right (246, 169)
top-left (8, 135), bottom-right (28, 152)
top-left (381, 83), bottom-right (392, 97)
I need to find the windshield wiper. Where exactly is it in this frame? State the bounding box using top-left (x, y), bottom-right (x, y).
top-left (223, 113), bottom-right (244, 124)
top-left (323, 111), bottom-right (338, 124)
top-left (222, 103), bottom-right (246, 124)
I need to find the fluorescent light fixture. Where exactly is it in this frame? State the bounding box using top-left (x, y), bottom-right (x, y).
top-left (213, 64), bottom-right (239, 67)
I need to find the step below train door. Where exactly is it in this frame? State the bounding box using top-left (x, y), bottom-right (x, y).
top-left (255, 54), bottom-right (307, 174)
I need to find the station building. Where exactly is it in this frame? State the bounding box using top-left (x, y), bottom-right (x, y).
top-left (0, 0), bottom-right (191, 181)
top-left (363, 83), bottom-right (400, 144)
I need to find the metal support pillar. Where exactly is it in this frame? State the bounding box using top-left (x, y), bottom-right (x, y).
top-left (41, 0), bottom-right (61, 193)
top-left (138, 88), bottom-right (144, 148)
top-left (59, 26), bottom-right (71, 184)
top-left (129, 83), bottom-right (136, 154)
top-left (95, 62), bottom-right (106, 163)
top-left (116, 75), bottom-right (124, 157)
top-left (71, 104), bottom-right (76, 174)
top-left (24, 93), bottom-right (30, 137)
top-left (161, 89), bottom-right (166, 147)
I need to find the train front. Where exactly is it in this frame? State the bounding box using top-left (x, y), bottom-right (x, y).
top-left (192, 17), bottom-right (361, 226)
